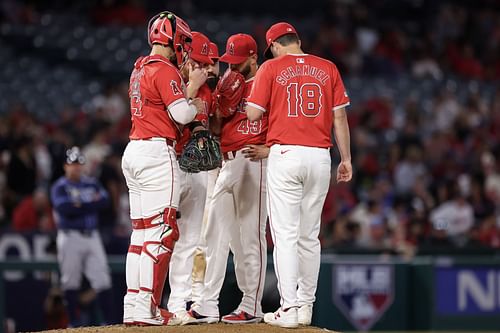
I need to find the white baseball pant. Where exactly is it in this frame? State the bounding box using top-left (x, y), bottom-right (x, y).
top-left (266, 144), bottom-right (331, 310)
top-left (192, 167), bottom-right (220, 304)
top-left (168, 169), bottom-right (208, 313)
top-left (194, 149), bottom-right (267, 317)
top-left (121, 139), bottom-right (180, 324)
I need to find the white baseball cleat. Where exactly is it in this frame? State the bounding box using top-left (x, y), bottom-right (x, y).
top-left (298, 304), bottom-right (313, 325)
top-left (166, 310), bottom-right (187, 326)
top-left (263, 307), bottom-right (298, 328)
top-left (133, 308), bottom-right (176, 326)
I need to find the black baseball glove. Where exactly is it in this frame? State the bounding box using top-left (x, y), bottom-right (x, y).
top-left (178, 130), bottom-right (222, 173)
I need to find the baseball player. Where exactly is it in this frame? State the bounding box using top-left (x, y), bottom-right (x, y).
top-left (246, 22), bottom-right (352, 328)
top-left (185, 33), bottom-right (268, 324)
top-left (167, 31), bottom-right (214, 322)
top-left (192, 41), bottom-right (221, 305)
top-left (205, 42), bottom-right (221, 91)
top-left (50, 146), bottom-right (113, 327)
top-left (121, 11), bottom-right (201, 326)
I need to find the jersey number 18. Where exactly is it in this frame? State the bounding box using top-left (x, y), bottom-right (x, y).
top-left (286, 83), bottom-right (323, 118)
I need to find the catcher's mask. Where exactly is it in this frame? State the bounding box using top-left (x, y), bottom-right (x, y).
top-left (148, 11), bottom-right (193, 69)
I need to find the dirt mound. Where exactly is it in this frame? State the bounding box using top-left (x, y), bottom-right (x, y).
top-left (31, 323), bottom-right (339, 333)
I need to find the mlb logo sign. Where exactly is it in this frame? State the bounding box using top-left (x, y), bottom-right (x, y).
top-left (333, 264), bottom-right (394, 331)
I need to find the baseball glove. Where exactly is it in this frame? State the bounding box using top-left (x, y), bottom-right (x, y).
top-left (178, 130), bottom-right (222, 173)
top-left (214, 68), bottom-right (245, 117)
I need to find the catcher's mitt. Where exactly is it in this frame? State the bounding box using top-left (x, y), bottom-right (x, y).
top-left (179, 130), bottom-right (222, 173)
top-left (214, 68), bottom-right (245, 117)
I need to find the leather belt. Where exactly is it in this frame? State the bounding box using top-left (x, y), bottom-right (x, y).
top-left (131, 137), bottom-right (175, 147)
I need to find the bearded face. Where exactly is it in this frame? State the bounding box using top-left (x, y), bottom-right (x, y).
top-left (206, 75), bottom-right (219, 91)
top-left (206, 60), bottom-right (220, 91)
top-left (230, 58), bottom-right (251, 79)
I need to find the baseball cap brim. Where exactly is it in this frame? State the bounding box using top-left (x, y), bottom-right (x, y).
top-left (190, 53), bottom-right (214, 65)
top-left (264, 44), bottom-right (273, 59)
top-left (219, 53), bottom-right (247, 65)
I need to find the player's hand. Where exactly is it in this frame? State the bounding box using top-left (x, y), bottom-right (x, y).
top-left (336, 160), bottom-right (352, 183)
top-left (188, 63), bottom-right (208, 90)
top-left (242, 144), bottom-right (270, 161)
top-left (190, 97), bottom-right (204, 114)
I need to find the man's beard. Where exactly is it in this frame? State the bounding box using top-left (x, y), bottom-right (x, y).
top-left (206, 75), bottom-right (219, 91)
top-left (230, 61), bottom-right (251, 79)
top-left (239, 62), bottom-right (251, 79)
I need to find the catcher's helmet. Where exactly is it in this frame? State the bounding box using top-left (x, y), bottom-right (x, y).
top-left (147, 11), bottom-right (192, 67)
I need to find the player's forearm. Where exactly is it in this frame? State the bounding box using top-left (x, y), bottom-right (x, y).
top-left (333, 108), bottom-right (351, 162)
top-left (209, 116), bottom-right (222, 136)
top-left (245, 104), bottom-right (263, 121)
top-left (185, 84), bottom-right (200, 100)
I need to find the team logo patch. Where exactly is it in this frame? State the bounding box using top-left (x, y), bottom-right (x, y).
top-left (170, 80), bottom-right (182, 95)
top-left (333, 264), bottom-right (394, 331)
top-left (229, 42), bottom-right (235, 55)
top-left (201, 42), bottom-right (208, 55)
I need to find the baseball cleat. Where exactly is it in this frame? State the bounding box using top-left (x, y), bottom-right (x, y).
top-left (134, 308), bottom-right (176, 326)
top-left (221, 310), bottom-right (262, 324)
top-left (182, 309), bottom-right (219, 325)
top-left (298, 304), bottom-right (313, 325)
top-left (264, 307), bottom-right (299, 328)
top-left (166, 310), bottom-right (188, 326)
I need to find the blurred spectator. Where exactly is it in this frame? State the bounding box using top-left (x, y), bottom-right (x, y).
top-left (4, 136), bottom-right (37, 219)
top-left (44, 287), bottom-right (69, 329)
top-left (82, 125), bottom-right (111, 177)
top-left (429, 190), bottom-right (474, 247)
top-left (412, 48), bottom-right (443, 80)
top-left (89, 83), bottom-right (127, 123)
top-left (12, 188), bottom-right (54, 232)
top-left (482, 152), bottom-right (500, 205)
top-left (0, 0), bottom-right (498, 257)
top-left (394, 146), bottom-right (427, 195)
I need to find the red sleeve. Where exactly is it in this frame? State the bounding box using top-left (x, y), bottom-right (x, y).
top-left (247, 61), bottom-right (273, 112)
top-left (154, 66), bottom-right (186, 109)
top-left (331, 64), bottom-right (350, 111)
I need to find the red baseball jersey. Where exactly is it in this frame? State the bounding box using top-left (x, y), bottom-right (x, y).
top-left (220, 78), bottom-right (268, 153)
top-left (175, 83), bottom-right (213, 155)
top-left (128, 55), bottom-right (187, 141)
top-left (247, 54), bottom-right (350, 148)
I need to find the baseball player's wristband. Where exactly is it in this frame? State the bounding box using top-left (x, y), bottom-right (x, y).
top-left (188, 121), bottom-right (204, 131)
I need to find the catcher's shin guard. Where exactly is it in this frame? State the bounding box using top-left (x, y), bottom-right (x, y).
top-left (142, 207), bottom-right (179, 311)
top-left (124, 218), bottom-right (145, 324)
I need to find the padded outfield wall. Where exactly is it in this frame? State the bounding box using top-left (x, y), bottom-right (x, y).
top-left (0, 233), bottom-right (499, 332)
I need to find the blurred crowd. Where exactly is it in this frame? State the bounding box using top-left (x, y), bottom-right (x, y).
top-left (0, 0), bottom-right (499, 256)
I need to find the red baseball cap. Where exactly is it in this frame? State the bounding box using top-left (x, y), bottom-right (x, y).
top-left (264, 22), bottom-right (298, 59)
top-left (190, 31), bottom-right (214, 65)
top-left (219, 33), bottom-right (257, 65)
top-left (209, 42), bottom-right (219, 60)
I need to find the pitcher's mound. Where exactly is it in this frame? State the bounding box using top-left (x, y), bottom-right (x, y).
top-left (34, 323), bottom-right (340, 333)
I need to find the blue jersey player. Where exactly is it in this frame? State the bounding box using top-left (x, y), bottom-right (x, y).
top-left (50, 146), bottom-right (114, 327)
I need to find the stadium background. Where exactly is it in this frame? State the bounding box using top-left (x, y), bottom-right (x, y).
top-left (0, 0), bottom-right (499, 332)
